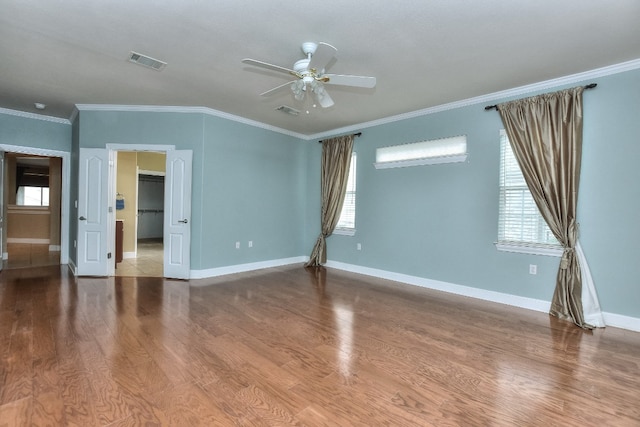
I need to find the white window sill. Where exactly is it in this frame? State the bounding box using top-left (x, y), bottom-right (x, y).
top-left (333, 228), bottom-right (356, 236)
top-left (373, 154), bottom-right (467, 169)
top-left (495, 241), bottom-right (563, 257)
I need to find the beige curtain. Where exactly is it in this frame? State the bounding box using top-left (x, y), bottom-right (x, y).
top-left (498, 87), bottom-right (592, 329)
top-left (305, 135), bottom-right (354, 267)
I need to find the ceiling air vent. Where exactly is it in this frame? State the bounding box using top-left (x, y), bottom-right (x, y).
top-left (128, 51), bottom-right (167, 71)
top-left (276, 105), bottom-right (300, 116)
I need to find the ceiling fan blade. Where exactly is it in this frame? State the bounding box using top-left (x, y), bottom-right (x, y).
top-left (242, 58), bottom-right (297, 76)
top-left (316, 90), bottom-right (334, 108)
top-left (323, 74), bottom-right (376, 88)
top-left (308, 42), bottom-right (337, 74)
top-left (260, 81), bottom-right (296, 96)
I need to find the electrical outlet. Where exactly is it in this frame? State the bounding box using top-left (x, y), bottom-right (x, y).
top-left (529, 264), bottom-right (537, 275)
top-left (357, 243), bottom-right (362, 251)
top-left (235, 241), bottom-right (240, 249)
top-left (248, 241), bottom-right (253, 248)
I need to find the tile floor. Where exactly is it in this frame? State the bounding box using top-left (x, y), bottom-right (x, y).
top-left (2, 239), bottom-right (163, 277)
top-left (115, 238), bottom-right (163, 277)
top-left (3, 243), bottom-right (60, 269)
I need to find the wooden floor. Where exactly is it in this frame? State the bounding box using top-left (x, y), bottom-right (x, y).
top-left (0, 265), bottom-right (639, 426)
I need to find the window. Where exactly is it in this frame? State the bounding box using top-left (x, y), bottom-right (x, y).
top-left (497, 130), bottom-right (561, 256)
top-left (16, 186), bottom-right (49, 206)
top-left (335, 152), bottom-right (356, 235)
top-left (374, 135), bottom-right (467, 169)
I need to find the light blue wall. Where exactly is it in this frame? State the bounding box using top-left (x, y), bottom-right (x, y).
top-left (577, 70), bottom-right (640, 318)
top-left (199, 115), bottom-right (305, 269)
top-left (77, 110), bottom-right (305, 271)
top-left (321, 68), bottom-right (640, 319)
top-left (0, 113), bottom-right (71, 152)
top-left (2, 67), bottom-right (639, 321)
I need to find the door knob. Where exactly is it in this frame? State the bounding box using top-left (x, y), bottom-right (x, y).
top-left (79, 216), bottom-right (87, 221)
top-left (178, 219), bottom-right (188, 224)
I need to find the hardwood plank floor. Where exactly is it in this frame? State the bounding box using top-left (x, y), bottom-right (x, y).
top-left (0, 264), bottom-right (639, 426)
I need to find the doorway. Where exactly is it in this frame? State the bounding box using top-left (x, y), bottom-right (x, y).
top-left (1, 152), bottom-right (65, 270)
top-left (114, 151), bottom-right (166, 277)
top-left (77, 145), bottom-right (191, 278)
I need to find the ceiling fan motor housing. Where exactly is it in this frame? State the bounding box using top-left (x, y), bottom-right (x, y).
top-left (301, 42), bottom-right (318, 56)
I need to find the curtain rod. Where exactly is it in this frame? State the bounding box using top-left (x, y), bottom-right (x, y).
top-left (318, 132), bottom-right (362, 143)
top-left (484, 83), bottom-right (597, 111)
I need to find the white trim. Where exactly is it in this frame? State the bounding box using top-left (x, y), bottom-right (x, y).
top-left (374, 154), bottom-right (467, 169)
top-left (106, 143), bottom-right (176, 152)
top-left (308, 58), bottom-right (640, 141)
top-left (495, 242), bottom-right (563, 257)
top-left (325, 260), bottom-right (550, 313)
top-left (7, 238), bottom-right (50, 244)
top-left (77, 104), bottom-right (307, 140)
top-left (49, 245), bottom-right (61, 251)
top-left (0, 107), bottom-right (71, 125)
top-left (324, 260), bottom-right (640, 332)
top-left (68, 258), bottom-right (77, 275)
top-left (3, 252), bottom-right (8, 260)
top-left (603, 312), bottom-right (640, 333)
top-left (189, 256), bottom-right (307, 280)
top-left (0, 144), bottom-right (70, 265)
top-left (68, 58), bottom-right (640, 141)
top-left (123, 251), bottom-right (136, 259)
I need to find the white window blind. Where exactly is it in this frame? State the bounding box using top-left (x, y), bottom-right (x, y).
top-left (374, 135), bottom-right (467, 169)
top-left (336, 152), bottom-right (356, 232)
top-left (498, 130), bottom-right (559, 247)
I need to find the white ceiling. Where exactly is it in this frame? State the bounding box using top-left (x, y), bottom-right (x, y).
top-left (1, 0), bottom-right (640, 136)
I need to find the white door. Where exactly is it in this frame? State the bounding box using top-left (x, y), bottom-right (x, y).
top-left (77, 148), bottom-right (109, 276)
top-left (0, 150), bottom-right (4, 272)
top-left (163, 150), bottom-right (192, 279)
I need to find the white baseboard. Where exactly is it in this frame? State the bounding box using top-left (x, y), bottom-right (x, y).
top-left (602, 312), bottom-right (640, 332)
top-left (190, 256), bottom-right (307, 281)
top-left (68, 258), bottom-right (77, 276)
top-left (2, 252), bottom-right (7, 260)
top-left (49, 245), bottom-right (61, 252)
top-left (7, 238), bottom-right (50, 244)
top-left (325, 260), bottom-right (640, 333)
top-left (123, 252), bottom-right (136, 259)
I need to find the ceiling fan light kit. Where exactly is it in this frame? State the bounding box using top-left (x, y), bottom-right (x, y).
top-left (242, 41), bottom-right (376, 110)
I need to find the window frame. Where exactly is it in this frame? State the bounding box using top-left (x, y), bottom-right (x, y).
top-left (495, 130), bottom-right (562, 257)
top-left (16, 185), bottom-right (50, 207)
top-left (374, 135), bottom-right (467, 169)
top-left (334, 152), bottom-right (357, 236)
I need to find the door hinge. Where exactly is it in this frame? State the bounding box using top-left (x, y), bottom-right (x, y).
top-left (107, 252), bottom-right (112, 259)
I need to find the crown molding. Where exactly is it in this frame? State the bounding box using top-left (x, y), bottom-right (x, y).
top-left (0, 107), bottom-right (71, 125)
top-left (74, 104), bottom-right (308, 139)
top-left (308, 58), bottom-right (640, 141)
top-left (10, 58), bottom-right (636, 140)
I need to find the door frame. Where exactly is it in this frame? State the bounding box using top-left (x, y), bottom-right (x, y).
top-left (106, 143), bottom-right (177, 276)
top-left (0, 144), bottom-right (70, 265)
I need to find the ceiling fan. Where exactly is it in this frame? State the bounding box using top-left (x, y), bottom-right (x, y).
top-left (242, 42), bottom-right (376, 108)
